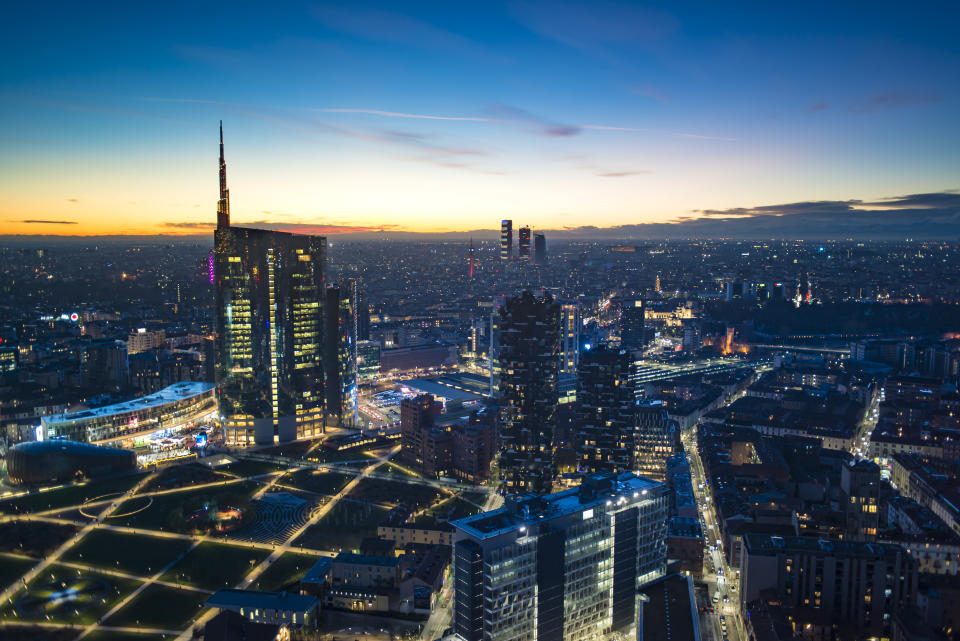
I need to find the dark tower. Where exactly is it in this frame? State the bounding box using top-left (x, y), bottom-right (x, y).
top-left (325, 285), bottom-right (358, 428)
top-left (620, 298), bottom-right (646, 352)
top-left (534, 233), bottom-right (546, 265)
top-left (575, 347), bottom-right (635, 474)
top-left (518, 226), bottom-right (531, 261)
top-left (496, 291), bottom-right (561, 493)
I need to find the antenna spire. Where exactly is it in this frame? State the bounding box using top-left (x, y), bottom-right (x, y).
top-left (217, 121), bottom-right (230, 228)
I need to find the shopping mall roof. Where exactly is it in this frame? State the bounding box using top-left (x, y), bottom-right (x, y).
top-left (41, 382), bottom-right (215, 426)
top-left (398, 379), bottom-right (480, 403)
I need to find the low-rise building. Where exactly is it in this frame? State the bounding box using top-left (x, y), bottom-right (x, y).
top-left (206, 589), bottom-right (319, 629)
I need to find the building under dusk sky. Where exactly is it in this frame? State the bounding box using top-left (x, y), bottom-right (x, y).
top-left (1, 1), bottom-right (959, 238)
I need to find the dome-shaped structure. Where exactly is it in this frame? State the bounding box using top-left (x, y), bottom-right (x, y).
top-left (6, 440), bottom-right (136, 485)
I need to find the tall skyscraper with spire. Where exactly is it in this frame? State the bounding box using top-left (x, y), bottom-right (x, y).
top-left (213, 124), bottom-right (328, 446)
top-left (217, 120), bottom-right (230, 229)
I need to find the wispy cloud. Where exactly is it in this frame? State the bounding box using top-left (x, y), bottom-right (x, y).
top-left (596, 170), bottom-right (650, 177)
top-left (317, 108), bottom-right (499, 122)
top-left (850, 92), bottom-right (941, 114)
top-left (675, 132), bottom-right (737, 141)
top-left (160, 221), bottom-right (216, 230)
top-left (509, 0), bottom-right (678, 60)
top-left (161, 220), bottom-right (402, 235)
top-left (312, 6), bottom-right (500, 61)
top-left (15, 219), bottom-right (78, 225)
top-left (484, 104), bottom-right (581, 137)
top-left (808, 102), bottom-right (828, 112)
top-left (581, 124), bottom-right (645, 132)
top-left (66, 198), bottom-right (79, 203)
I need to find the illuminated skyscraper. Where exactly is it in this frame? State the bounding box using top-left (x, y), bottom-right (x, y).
top-left (495, 291), bottom-right (561, 493)
top-left (560, 302), bottom-right (580, 378)
top-left (518, 225), bottom-right (531, 261)
top-left (214, 124), bottom-right (327, 445)
top-left (500, 219), bottom-right (513, 261)
top-left (633, 402), bottom-right (674, 481)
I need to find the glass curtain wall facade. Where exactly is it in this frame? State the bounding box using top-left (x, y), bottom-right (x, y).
top-left (215, 226), bottom-right (326, 445)
top-left (451, 473), bottom-right (668, 641)
top-left (325, 285), bottom-right (359, 428)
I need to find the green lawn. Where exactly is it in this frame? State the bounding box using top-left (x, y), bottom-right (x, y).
top-left (293, 500), bottom-right (389, 552)
top-left (62, 530), bottom-right (194, 576)
top-left (249, 552), bottom-right (320, 591)
top-left (137, 462), bottom-right (233, 493)
top-left (309, 448), bottom-right (379, 465)
top-left (159, 541), bottom-right (269, 590)
top-left (219, 459), bottom-right (289, 478)
top-left (111, 480), bottom-right (261, 531)
top-left (105, 583), bottom-right (209, 630)
top-left (379, 461), bottom-right (422, 478)
top-left (418, 496), bottom-right (482, 523)
top-left (0, 564), bottom-right (142, 626)
top-left (0, 554), bottom-right (36, 591)
top-left (283, 469), bottom-right (354, 495)
top-left (0, 626), bottom-right (78, 641)
top-left (0, 520), bottom-right (79, 557)
top-left (349, 477), bottom-right (442, 510)
top-left (84, 631), bottom-right (171, 641)
top-left (0, 473), bottom-right (147, 515)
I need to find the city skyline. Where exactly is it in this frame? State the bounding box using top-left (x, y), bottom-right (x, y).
top-left (2, 1), bottom-right (959, 237)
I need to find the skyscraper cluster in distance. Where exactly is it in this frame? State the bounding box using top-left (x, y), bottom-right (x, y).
top-left (499, 219), bottom-right (547, 265)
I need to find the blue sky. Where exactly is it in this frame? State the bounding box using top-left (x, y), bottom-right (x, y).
top-left (1, 1), bottom-right (958, 235)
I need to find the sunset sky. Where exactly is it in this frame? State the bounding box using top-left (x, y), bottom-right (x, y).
top-left (1, 1), bottom-right (958, 236)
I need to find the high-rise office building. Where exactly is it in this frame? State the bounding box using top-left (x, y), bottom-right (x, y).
top-left (400, 393), bottom-right (437, 468)
top-left (633, 402), bottom-right (674, 481)
top-left (496, 291), bottom-right (561, 493)
top-left (559, 303), bottom-right (580, 378)
top-left (451, 473), bottom-right (669, 641)
top-left (214, 124), bottom-right (327, 445)
top-left (619, 298), bottom-right (645, 352)
top-left (575, 347), bottom-right (635, 474)
top-left (356, 340), bottom-right (380, 383)
top-left (324, 285), bottom-right (358, 428)
top-left (534, 233), bottom-right (546, 265)
top-left (500, 220), bottom-right (513, 261)
top-left (558, 302), bottom-right (580, 405)
top-left (518, 226), bottom-right (531, 261)
top-left (681, 318), bottom-right (702, 352)
top-left (349, 278), bottom-right (370, 341)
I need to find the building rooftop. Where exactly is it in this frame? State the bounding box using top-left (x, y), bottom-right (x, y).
top-left (301, 558), bottom-right (332, 585)
top-left (452, 473), bottom-right (663, 540)
top-left (42, 381), bottom-right (215, 426)
top-left (743, 534), bottom-right (906, 560)
top-left (333, 552), bottom-right (400, 568)
top-left (639, 573), bottom-right (699, 641)
top-left (206, 588), bottom-right (318, 612)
